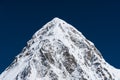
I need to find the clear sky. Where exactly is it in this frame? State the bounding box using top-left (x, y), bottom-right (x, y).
top-left (0, 0), bottom-right (120, 73)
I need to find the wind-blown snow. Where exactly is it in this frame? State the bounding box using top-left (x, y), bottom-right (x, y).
top-left (0, 17), bottom-right (120, 80)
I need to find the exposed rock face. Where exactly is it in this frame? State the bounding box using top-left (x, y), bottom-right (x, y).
top-left (0, 18), bottom-right (120, 80)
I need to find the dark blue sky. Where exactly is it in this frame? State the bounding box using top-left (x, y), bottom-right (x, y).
top-left (0, 0), bottom-right (120, 73)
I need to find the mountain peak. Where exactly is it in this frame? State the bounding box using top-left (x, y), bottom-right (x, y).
top-left (52, 17), bottom-right (64, 22)
top-left (0, 18), bottom-right (120, 80)
top-left (34, 17), bottom-right (74, 39)
top-left (46, 17), bottom-right (66, 26)
top-left (50, 17), bottom-right (67, 27)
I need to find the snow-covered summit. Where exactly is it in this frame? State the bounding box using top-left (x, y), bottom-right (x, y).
top-left (0, 18), bottom-right (120, 80)
top-left (52, 17), bottom-right (64, 22)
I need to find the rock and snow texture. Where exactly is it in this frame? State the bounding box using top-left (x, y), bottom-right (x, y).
top-left (0, 17), bottom-right (120, 80)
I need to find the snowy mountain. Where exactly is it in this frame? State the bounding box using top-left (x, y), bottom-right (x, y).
top-left (0, 17), bottom-right (120, 80)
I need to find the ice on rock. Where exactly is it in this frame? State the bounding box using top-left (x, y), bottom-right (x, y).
top-left (0, 17), bottom-right (120, 80)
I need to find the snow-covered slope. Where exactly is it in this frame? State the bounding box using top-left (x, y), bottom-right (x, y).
top-left (0, 18), bottom-right (120, 80)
